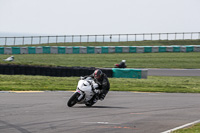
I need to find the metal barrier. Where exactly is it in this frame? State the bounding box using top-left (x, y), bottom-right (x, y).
top-left (1, 45), bottom-right (199, 54)
top-left (0, 32), bottom-right (200, 46)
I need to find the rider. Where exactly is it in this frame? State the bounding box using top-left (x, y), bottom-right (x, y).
top-left (115, 60), bottom-right (127, 68)
top-left (83, 69), bottom-right (110, 103)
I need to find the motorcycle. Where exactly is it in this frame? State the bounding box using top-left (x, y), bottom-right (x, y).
top-left (67, 77), bottom-right (99, 107)
top-left (114, 60), bottom-right (127, 68)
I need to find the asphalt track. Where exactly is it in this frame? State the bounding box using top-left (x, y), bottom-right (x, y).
top-left (148, 68), bottom-right (200, 76)
top-left (1, 91), bottom-right (200, 133)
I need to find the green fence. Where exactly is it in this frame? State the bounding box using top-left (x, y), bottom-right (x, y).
top-left (173, 46), bottom-right (180, 52)
top-left (73, 47), bottom-right (80, 54)
top-left (102, 47), bottom-right (109, 53)
top-left (12, 47), bottom-right (20, 54)
top-left (58, 47), bottom-right (66, 54)
top-left (87, 46), bottom-right (95, 54)
top-left (28, 47), bottom-right (36, 54)
top-left (115, 46), bottom-right (123, 53)
top-left (159, 46), bottom-right (166, 52)
top-left (0, 47), bottom-right (4, 54)
top-left (185, 46), bottom-right (193, 52)
top-left (129, 46), bottom-right (137, 53)
top-left (43, 46), bottom-right (50, 54)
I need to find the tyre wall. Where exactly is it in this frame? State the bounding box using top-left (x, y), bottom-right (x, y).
top-left (0, 64), bottom-right (113, 78)
top-left (0, 64), bottom-right (147, 78)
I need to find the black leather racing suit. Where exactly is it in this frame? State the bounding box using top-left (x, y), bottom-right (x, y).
top-left (88, 73), bottom-right (110, 99)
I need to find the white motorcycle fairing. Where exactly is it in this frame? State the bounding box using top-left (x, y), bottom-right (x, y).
top-left (67, 77), bottom-right (99, 107)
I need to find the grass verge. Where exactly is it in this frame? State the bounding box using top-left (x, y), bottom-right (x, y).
top-left (173, 123), bottom-right (200, 133)
top-left (0, 53), bottom-right (200, 68)
top-left (0, 75), bottom-right (200, 93)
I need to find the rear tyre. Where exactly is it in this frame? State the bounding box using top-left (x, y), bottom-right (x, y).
top-left (67, 92), bottom-right (80, 107)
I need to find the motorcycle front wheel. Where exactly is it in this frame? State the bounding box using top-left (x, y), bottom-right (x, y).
top-left (67, 92), bottom-right (80, 107)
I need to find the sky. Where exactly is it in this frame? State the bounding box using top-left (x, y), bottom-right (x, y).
top-left (0, 0), bottom-right (200, 35)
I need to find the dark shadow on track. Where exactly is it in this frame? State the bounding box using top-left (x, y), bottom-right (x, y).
top-left (72, 105), bottom-right (129, 109)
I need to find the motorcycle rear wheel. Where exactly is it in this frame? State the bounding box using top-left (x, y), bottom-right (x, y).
top-left (67, 92), bottom-right (80, 107)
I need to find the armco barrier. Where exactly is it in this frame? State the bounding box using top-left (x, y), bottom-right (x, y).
top-left (66, 47), bottom-right (73, 54)
top-left (193, 45), bottom-right (200, 52)
top-left (0, 45), bottom-right (199, 54)
top-left (95, 47), bottom-right (101, 54)
top-left (152, 46), bottom-right (159, 53)
top-left (36, 47), bottom-right (42, 54)
top-left (21, 47), bottom-right (28, 54)
top-left (51, 46), bottom-right (58, 54)
top-left (4, 47), bottom-right (12, 54)
top-left (80, 47), bottom-right (87, 54)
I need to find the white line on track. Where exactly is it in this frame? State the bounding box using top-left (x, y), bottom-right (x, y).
top-left (161, 119), bottom-right (200, 133)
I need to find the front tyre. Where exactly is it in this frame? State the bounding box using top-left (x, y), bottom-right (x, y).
top-left (67, 92), bottom-right (80, 107)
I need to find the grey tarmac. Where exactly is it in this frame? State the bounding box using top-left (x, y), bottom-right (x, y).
top-left (1, 91), bottom-right (200, 133)
top-left (148, 68), bottom-right (200, 76)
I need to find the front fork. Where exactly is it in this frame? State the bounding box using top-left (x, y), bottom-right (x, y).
top-left (76, 90), bottom-right (85, 102)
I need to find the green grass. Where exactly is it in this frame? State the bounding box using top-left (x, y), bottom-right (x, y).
top-left (0, 52), bottom-right (200, 68)
top-left (173, 123), bottom-right (200, 133)
top-left (6, 40), bottom-right (200, 47)
top-left (1, 75), bottom-right (200, 93)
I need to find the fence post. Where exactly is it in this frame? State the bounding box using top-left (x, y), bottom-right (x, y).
top-left (64, 35), bottom-right (66, 44)
top-left (159, 33), bottom-right (160, 40)
top-left (119, 34), bottom-right (120, 42)
top-left (167, 33), bottom-right (168, 40)
top-left (127, 34), bottom-right (128, 42)
top-left (143, 33), bottom-right (145, 40)
top-left (39, 36), bottom-right (41, 44)
top-left (5, 37), bottom-right (7, 46)
top-left (199, 32), bottom-right (200, 40)
top-left (22, 37), bottom-right (24, 45)
top-left (175, 33), bottom-right (176, 40)
top-left (80, 35), bottom-right (81, 44)
top-left (183, 32), bottom-right (184, 40)
top-left (135, 34), bottom-right (136, 41)
top-left (72, 35), bottom-right (74, 44)
top-left (48, 36), bottom-right (49, 44)
top-left (14, 37), bottom-right (16, 45)
top-left (56, 36), bottom-right (58, 44)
